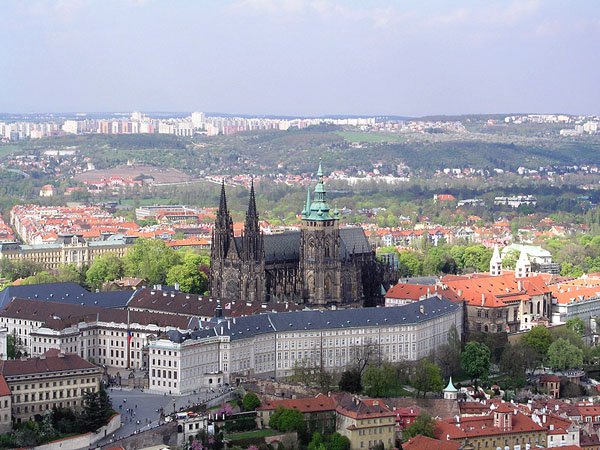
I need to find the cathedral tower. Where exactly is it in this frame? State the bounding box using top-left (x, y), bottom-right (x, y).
top-left (210, 181), bottom-right (235, 299)
top-left (240, 180), bottom-right (265, 302)
top-left (299, 162), bottom-right (342, 304)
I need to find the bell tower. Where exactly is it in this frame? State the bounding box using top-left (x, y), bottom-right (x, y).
top-left (241, 180), bottom-right (265, 302)
top-left (300, 162), bottom-right (342, 304)
top-left (209, 181), bottom-right (234, 299)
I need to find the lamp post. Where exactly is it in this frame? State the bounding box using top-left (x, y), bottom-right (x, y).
top-left (172, 397), bottom-right (176, 415)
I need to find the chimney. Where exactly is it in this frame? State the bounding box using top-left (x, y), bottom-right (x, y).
top-left (518, 280), bottom-right (523, 291)
top-left (457, 289), bottom-right (463, 297)
top-left (174, 282), bottom-right (180, 291)
top-left (481, 294), bottom-right (485, 306)
top-left (419, 304), bottom-right (425, 314)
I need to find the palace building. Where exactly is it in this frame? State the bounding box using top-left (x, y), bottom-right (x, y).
top-left (209, 164), bottom-right (391, 305)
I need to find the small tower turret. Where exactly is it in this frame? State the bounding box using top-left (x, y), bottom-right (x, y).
top-left (490, 245), bottom-right (502, 276)
top-left (515, 247), bottom-right (531, 278)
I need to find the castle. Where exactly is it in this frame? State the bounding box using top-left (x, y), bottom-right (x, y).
top-left (209, 164), bottom-right (390, 305)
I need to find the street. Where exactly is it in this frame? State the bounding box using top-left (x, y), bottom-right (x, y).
top-left (98, 386), bottom-right (237, 446)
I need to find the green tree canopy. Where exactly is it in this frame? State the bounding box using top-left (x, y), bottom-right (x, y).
top-left (566, 317), bottom-right (585, 337)
top-left (362, 363), bottom-right (398, 397)
top-left (398, 251), bottom-right (423, 277)
top-left (166, 251), bottom-right (209, 294)
top-left (460, 341), bottom-right (491, 387)
top-left (269, 407), bottom-right (306, 440)
top-left (522, 325), bottom-right (553, 357)
top-left (412, 359), bottom-right (444, 398)
top-left (547, 338), bottom-right (584, 370)
top-left (339, 368), bottom-right (362, 394)
top-left (123, 238), bottom-right (181, 284)
top-left (403, 412), bottom-right (436, 441)
top-left (86, 253), bottom-right (124, 290)
top-left (242, 392), bottom-right (261, 411)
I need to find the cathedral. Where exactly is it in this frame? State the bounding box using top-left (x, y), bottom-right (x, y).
top-left (209, 164), bottom-right (390, 306)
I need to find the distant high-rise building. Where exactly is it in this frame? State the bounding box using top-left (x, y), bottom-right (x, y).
top-left (191, 112), bottom-right (205, 129)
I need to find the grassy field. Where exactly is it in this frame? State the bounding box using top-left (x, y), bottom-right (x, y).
top-left (0, 144), bottom-right (21, 158)
top-left (335, 131), bottom-right (405, 143)
top-left (224, 429), bottom-right (278, 440)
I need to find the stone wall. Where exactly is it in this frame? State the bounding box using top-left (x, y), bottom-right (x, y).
top-left (99, 422), bottom-right (178, 450)
top-left (33, 414), bottom-right (121, 450)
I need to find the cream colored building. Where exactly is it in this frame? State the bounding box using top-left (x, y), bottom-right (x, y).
top-left (148, 297), bottom-right (463, 394)
top-left (0, 298), bottom-right (196, 371)
top-left (0, 350), bottom-right (101, 423)
top-left (0, 234), bottom-right (134, 270)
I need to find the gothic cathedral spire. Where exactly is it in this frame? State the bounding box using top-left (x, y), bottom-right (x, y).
top-left (242, 179), bottom-right (263, 262)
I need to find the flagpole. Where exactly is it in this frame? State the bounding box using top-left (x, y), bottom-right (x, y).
top-left (127, 309), bottom-right (131, 370)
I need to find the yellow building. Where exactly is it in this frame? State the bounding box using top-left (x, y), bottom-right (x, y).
top-left (0, 349), bottom-right (102, 423)
top-left (0, 234), bottom-right (134, 270)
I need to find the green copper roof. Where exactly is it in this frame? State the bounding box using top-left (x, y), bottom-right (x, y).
top-left (302, 162), bottom-right (336, 221)
top-left (444, 376), bottom-right (458, 392)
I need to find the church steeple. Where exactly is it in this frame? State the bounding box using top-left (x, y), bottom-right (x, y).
top-left (242, 179), bottom-right (263, 262)
top-left (245, 179), bottom-right (259, 233)
top-left (213, 180), bottom-right (233, 256)
top-left (218, 179), bottom-right (228, 216)
top-left (303, 160), bottom-right (333, 221)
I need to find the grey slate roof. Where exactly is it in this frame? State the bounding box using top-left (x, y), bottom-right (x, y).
top-left (234, 227), bottom-right (372, 264)
top-left (339, 227), bottom-right (372, 258)
top-left (192, 297), bottom-right (460, 342)
top-left (263, 232), bottom-right (301, 263)
top-left (0, 282), bottom-right (134, 309)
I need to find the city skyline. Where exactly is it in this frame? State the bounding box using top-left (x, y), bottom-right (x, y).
top-left (1, 0), bottom-right (599, 116)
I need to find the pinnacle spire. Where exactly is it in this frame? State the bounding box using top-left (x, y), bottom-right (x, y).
top-left (218, 179), bottom-right (228, 215)
top-left (317, 158), bottom-right (323, 179)
top-left (303, 185), bottom-right (311, 217)
top-left (247, 178), bottom-right (257, 218)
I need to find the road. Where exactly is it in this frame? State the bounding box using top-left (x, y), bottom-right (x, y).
top-left (97, 386), bottom-right (237, 446)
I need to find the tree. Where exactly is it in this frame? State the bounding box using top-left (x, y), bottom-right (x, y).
top-left (566, 317), bottom-right (585, 338)
top-left (403, 412), bottom-right (435, 440)
top-left (349, 341), bottom-right (378, 376)
top-left (434, 324), bottom-right (462, 377)
top-left (269, 407), bottom-right (306, 440)
top-left (166, 251), bottom-right (209, 294)
top-left (86, 253), bottom-right (123, 290)
top-left (307, 433), bottom-right (324, 450)
top-left (7, 330), bottom-right (26, 359)
top-left (362, 363), bottom-right (398, 397)
top-left (328, 432), bottom-right (351, 450)
top-left (339, 368), bottom-right (362, 394)
top-left (412, 359), bottom-right (444, 398)
top-left (81, 386), bottom-right (113, 432)
top-left (397, 251), bottom-right (422, 277)
top-left (123, 238), bottom-right (181, 284)
top-left (547, 338), bottom-right (584, 370)
top-left (55, 264), bottom-right (82, 283)
top-left (242, 392), bottom-right (260, 411)
top-left (461, 245), bottom-right (493, 272)
top-left (522, 325), bottom-right (553, 357)
top-left (499, 343), bottom-right (530, 387)
top-left (460, 341), bottom-right (490, 388)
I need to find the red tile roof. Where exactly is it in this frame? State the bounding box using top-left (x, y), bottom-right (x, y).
top-left (0, 352), bottom-right (99, 377)
top-left (403, 435), bottom-right (460, 450)
top-left (435, 411), bottom-right (544, 440)
top-left (0, 375), bottom-right (10, 397)
top-left (257, 394), bottom-right (336, 413)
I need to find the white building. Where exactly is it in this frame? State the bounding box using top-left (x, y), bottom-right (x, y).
top-left (148, 297), bottom-right (463, 395)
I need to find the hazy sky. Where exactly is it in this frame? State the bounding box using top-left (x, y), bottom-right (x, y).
top-left (1, 0), bottom-right (599, 116)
